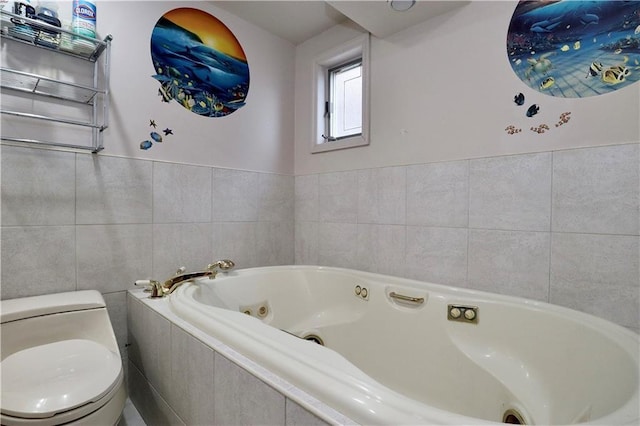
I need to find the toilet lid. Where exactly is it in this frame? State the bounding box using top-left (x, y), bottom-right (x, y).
top-left (1, 339), bottom-right (122, 419)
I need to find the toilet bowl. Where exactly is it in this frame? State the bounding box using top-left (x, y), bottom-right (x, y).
top-left (1, 290), bottom-right (126, 426)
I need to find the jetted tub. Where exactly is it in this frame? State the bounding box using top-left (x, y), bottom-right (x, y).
top-left (169, 266), bottom-right (639, 425)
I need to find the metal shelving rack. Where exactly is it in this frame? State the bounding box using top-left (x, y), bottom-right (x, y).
top-left (0, 9), bottom-right (112, 153)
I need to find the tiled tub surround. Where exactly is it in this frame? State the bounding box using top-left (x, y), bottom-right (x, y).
top-left (2, 142), bottom-right (638, 422)
top-left (295, 143), bottom-right (640, 332)
top-left (1, 145), bottom-right (295, 361)
top-left (127, 289), bottom-right (352, 426)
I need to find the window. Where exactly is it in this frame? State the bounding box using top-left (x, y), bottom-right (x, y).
top-left (327, 59), bottom-right (362, 140)
top-left (312, 34), bottom-right (370, 153)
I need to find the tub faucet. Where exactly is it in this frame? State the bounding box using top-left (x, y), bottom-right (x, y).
top-left (134, 259), bottom-right (235, 297)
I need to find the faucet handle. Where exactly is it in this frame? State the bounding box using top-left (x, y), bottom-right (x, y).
top-left (175, 266), bottom-right (186, 275)
top-left (208, 259), bottom-right (235, 271)
top-left (134, 279), bottom-right (165, 298)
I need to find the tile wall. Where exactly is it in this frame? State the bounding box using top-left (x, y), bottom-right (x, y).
top-left (295, 143), bottom-right (640, 332)
top-left (1, 145), bottom-right (295, 357)
top-left (127, 292), bottom-right (345, 425)
top-left (2, 141), bottom-right (638, 424)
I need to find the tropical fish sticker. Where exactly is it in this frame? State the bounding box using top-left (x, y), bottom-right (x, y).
top-left (514, 92), bottom-right (525, 105)
top-left (507, 0), bottom-right (640, 98)
top-left (540, 76), bottom-right (555, 89)
top-left (526, 104), bottom-right (540, 117)
top-left (586, 61), bottom-right (603, 78)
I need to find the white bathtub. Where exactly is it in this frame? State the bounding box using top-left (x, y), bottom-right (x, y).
top-left (169, 266), bottom-right (639, 425)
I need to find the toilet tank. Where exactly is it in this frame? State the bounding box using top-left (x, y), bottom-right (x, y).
top-left (1, 290), bottom-right (120, 360)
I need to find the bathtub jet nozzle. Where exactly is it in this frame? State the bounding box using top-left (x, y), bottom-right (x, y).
top-left (134, 259), bottom-right (235, 297)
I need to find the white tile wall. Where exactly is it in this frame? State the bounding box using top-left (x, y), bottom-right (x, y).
top-left (152, 162), bottom-right (213, 224)
top-left (467, 229), bottom-right (550, 301)
top-left (294, 143), bottom-right (640, 330)
top-left (127, 294), bottom-right (331, 426)
top-left (406, 160), bottom-right (468, 228)
top-left (469, 152), bottom-right (552, 231)
top-left (214, 354), bottom-right (286, 425)
top-left (294, 174), bottom-right (319, 222)
top-left (1, 226), bottom-right (76, 299)
top-left (170, 326), bottom-right (215, 424)
top-left (259, 173), bottom-right (295, 223)
top-left (317, 222), bottom-right (358, 268)
top-left (318, 171), bottom-right (358, 223)
top-left (550, 233), bottom-right (639, 327)
top-left (76, 224), bottom-right (153, 294)
top-left (405, 226), bottom-right (468, 286)
top-left (357, 166), bottom-right (406, 225)
top-left (152, 223), bottom-right (213, 279)
top-left (212, 168), bottom-right (259, 222)
top-left (2, 147), bottom-right (76, 226)
top-left (356, 224), bottom-right (406, 276)
top-left (1, 144), bottom-right (295, 374)
top-left (76, 155), bottom-right (153, 225)
top-left (552, 144), bottom-right (640, 235)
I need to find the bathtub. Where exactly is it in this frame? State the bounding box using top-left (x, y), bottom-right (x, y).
top-left (168, 266), bottom-right (639, 425)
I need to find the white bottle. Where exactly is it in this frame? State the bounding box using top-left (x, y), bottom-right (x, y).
top-left (71, 0), bottom-right (96, 39)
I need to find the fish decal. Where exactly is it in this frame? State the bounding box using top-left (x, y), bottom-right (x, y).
top-left (540, 77), bottom-right (555, 89)
top-left (514, 92), bottom-right (525, 105)
top-left (602, 65), bottom-right (630, 84)
top-left (526, 104), bottom-right (540, 117)
top-left (150, 132), bottom-right (163, 143)
top-left (602, 56), bottom-right (631, 84)
top-left (586, 61), bottom-right (603, 78)
top-left (140, 140), bottom-right (153, 150)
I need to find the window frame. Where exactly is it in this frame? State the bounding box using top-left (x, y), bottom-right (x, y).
top-left (327, 58), bottom-right (363, 140)
top-left (311, 33), bottom-right (370, 154)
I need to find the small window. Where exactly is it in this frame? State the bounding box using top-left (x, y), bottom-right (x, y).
top-left (327, 59), bottom-right (362, 140)
top-left (312, 34), bottom-right (369, 154)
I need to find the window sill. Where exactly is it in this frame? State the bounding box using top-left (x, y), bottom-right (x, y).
top-left (311, 133), bottom-right (368, 153)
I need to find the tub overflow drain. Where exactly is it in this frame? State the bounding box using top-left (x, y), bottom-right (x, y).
top-left (303, 334), bottom-right (324, 346)
top-left (503, 409), bottom-right (526, 424)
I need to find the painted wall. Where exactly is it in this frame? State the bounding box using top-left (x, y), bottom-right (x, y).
top-left (1, 0), bottom-right (296, 375)
top-left (294, 1), bottom-right (640, 175)
top-left (293, 1), bottom-right (639, 332)
top-left (99, 1), bottom-right (294, 174)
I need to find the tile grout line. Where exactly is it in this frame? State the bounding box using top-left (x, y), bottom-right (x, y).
top-left (548, 152), bottom-right (554, 304)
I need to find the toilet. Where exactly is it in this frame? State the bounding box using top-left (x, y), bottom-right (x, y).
top-left (1, 290), bottom-right (126, 425)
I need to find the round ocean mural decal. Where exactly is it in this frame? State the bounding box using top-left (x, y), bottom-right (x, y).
top-left (150, 8), bottom-right (249, 117)
top-left (507, 1), bottom-right (640, 98)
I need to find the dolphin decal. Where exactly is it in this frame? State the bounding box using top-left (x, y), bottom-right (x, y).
top-left (530, 15), bottom-right (564, 33)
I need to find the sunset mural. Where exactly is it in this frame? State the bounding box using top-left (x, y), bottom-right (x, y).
top-left (150, 8), bottom-right (249, 117)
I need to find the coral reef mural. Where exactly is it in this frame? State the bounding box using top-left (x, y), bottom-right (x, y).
top-left (150, 8), bottom-right (249, 117)
top-left (507, 0), bottom-right (640, 98)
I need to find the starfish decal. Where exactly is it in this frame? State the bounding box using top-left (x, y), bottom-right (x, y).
top-left (163, 128), bottom-right (173, 136)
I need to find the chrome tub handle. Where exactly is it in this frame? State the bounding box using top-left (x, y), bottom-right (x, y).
top-left (389, 292), bottom-right (424, 305)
